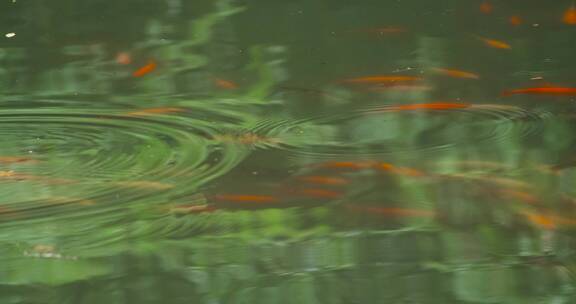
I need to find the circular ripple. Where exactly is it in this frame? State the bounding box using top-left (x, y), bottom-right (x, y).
top-left (0, 99), bottom-right (251, 225)
top-left (248, 103), bottom-right (550, 160)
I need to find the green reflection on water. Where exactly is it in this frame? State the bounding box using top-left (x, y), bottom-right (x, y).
top-left (1, 0), bottom-right (576, 303)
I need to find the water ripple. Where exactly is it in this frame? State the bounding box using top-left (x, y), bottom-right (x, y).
top-left (250, 103), bottom-right (549, 160)
top-left (0, 100), bottom-right (250, 226)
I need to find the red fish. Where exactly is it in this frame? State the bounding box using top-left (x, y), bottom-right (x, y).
top-left (509, 15), bottom-right (523, 26)
top-left (115, 52), bottom-right (131, 65)
top-left (297, 175), bottom-right (349, 186)
top-left (521, 210), bottom-right (557, 230)
top-left (298, 188), bottom-right (343, 199)
top-left (502, 87), bottom-right (576, 96)
top-left (563, 4), bottom-right (576, 25)
top-left (348, 205), bottom-right (436, 218)
top-left (430, 68), bottom-right (480, 79)
top-left (479, 1), bottom-right (493, 14)
top-left (375, 162), bottom-right (425, 177)
top-left (498, 189), bottom-right (541, 205)
top-left (214, 78), bottom-right (238, 90)
top-left (476, 36), bottom-right (512, 50)
top-left (0, 156), bottom-right (39, 164)
top-left (315, 161), bottom-right (376, 170)
top-left (133, 61), bottom-right (157, 77)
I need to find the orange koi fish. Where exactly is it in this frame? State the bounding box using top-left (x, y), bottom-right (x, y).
top-left (563, 4), bottom-right (576, 25)
top-left (430, 67), bottom-right (480, 79)
top-left (376, 162), bottom-right (425, 177)
top-left (509, 15), bottom-right (523, 26)
top-left (0, 170), bottom-right (15, 177)
top-left (115, 52), bottom-right (131, 65)
top-left (126, 107), bottom-right (186, 116)
top-left (477, 36), bottom-right (512, 49)
top-left (348, 205), bottom-right (436, 218)
top-left (315, 161), bottom-right (376, 170)
top-left (214, 78), bottom-right (238, 90)
top-left (479, 1), bottom-right (493, 14)
top-left (212, 194), bottom-right (278, 203)
top-left (498, 189), bottom-right (540, 205)
top-left (299, 188), bottom-right (343, 199)
top-left (0, 170), bottom-right (74, 184)
top-left (502, 87), bottom-right (576, 96)
top-left (340, 75), bottom-right (422, 84)
top-left (297, 175), bottom-right (349, 186)
top-left (441, 173), bottom-right (531, 190)
top-left (388, 102), bottom-right (470, 111)
top-left (0, 156), bottom-right (39, 164)
top-left (133, 60), bottom-right (157, 77)
top-left (520, 210), bottom-right (557, 230)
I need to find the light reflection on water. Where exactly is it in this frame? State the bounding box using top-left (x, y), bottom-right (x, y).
top-left (0, 0), bottom-right (576, 303)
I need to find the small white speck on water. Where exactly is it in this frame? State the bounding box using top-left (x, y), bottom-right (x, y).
top-left (5, 32), bottom-right (15, 38)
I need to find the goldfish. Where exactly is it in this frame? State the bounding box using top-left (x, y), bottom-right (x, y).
top-left (479, 1), bottom-right (493, 14)
top-left (0, 170), bottom-right (15, 177)
top-left (212, 194), bottom-right (278, 203)
top-left (0, 171), bottom-right (74, 184)
top-left (520, 208), bottom-right (576, 230)
top-left (314, 161), bottom-right (376, 170)
top-left (0, 156), bottom-right (39, 164)
top-left (441, 173), bottom-right (531, 190)
top-left (563, 4), bottom-right (576, 25)
top-left (388, 102), bottom-right (470, 111)
top-left (509, 15), bottom-right (523, 26)
top-left (297, 175), bottom-right (349, 186)
top-left (126, 107), bottom-right (186, 116)
top-left (298, 188), bottom-right (343, 199)
top-left (430, 67), bottom-right (480, 79)
top-left (214, 78), bottom-right (238, 90)
top-left (133, 60), bottom-right (157, 77)
top-left (502, 87), bottom-right (576, 96)
top-left (476, 36), bottom-right (512, 49)
top-left (115, 52), bottom-right (131, 65)
top-left (348, 205), bottom-right (436, 218)
top-left (547, 155), bottom-right (576, 172)
top-left (498, 189), bottom-right (541, 205)
top-left (520, 210), bottom-right (557, 230)
top-left (375, 162), bottom-right (425, 177)
top-left (340, 75), bottom-right (422, 84)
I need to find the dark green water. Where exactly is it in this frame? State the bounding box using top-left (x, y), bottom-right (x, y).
top-left (1, 0), bottom-right (576, 303)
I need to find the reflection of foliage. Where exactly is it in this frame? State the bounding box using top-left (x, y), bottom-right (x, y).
top-left (1, 0), bottom-right (576, 302)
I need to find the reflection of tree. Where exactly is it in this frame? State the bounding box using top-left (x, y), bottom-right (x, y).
top-left (0, 0), bottom-right (252, 98)
top-left (0, 0), bottom-right (576, 303)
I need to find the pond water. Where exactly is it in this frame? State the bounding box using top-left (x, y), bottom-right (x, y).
top-left (1, 0), bottom-right (576, 303)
